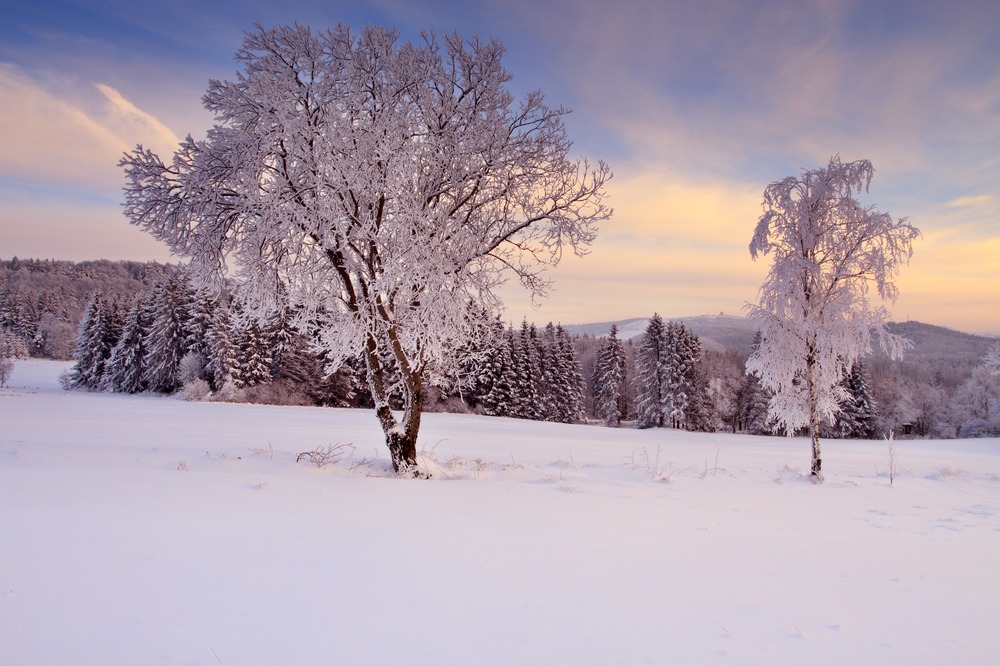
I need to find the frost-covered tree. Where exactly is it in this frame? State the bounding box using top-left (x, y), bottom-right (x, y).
top-left (830, 362), bottom-right (880, 439)
top-left (0, 331), bottom-right (15, 387)
top-left (477, 324), bottom-right (516, 418)
top-left (684, 358), bottom-right (715, 432)
top-left (231, 319), bottom-right (273, 389)
top-left (635, 314), bottom-right (667, 428)
top-left (985, 342), bottom-right (1000, 376)
top-left (120, 24), bottom-right (611, 474)
top-left (69, 294), bottom-right (123, 390)
top-left (593, 324), bottom-right (627, 426)
top-left (144, 275), bottom-right (193, 393)
top-left (952, 366), bottom-right (1000, 438)
top-left (552, 324), bottom-right (585, 423)
top-left (746, 156), bottom-right (919, 481)
top-left (538, 323), bottom-right (561, 421)
top-left (662, 321), bottom-right (701, 430)
top-left (203, 301), bottom-right (235, 391)
top-left (103, 298), bottom-right (149, 394)
top-left (512, 320), bottom-right (543, 420)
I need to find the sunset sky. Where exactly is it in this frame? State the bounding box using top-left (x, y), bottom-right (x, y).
top-left (2, 0), bottom-right (997, 334)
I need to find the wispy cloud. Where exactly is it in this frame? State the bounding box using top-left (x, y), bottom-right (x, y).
top-left (0, 65), bottom-right (180, 191)
top-left (95, 83), bottom-right (180, 154)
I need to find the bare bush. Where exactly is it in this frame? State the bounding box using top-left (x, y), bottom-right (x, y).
top-left (178, 379), bottom-right (211, 402)
top-left (623, 446), bottom-right (686, 483)
top-left (297, 443), bottom-right (353, 468)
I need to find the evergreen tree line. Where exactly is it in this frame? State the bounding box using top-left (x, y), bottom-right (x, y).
top-left (590, 319), bottom-right (714, 431)
top-left (66, 274), bottom-right (363, 407)
top-left (65, 274), bottom-right (590, 420)
top-left (584, 317), bottom-right (887, 438)
top-left (21, 255), bottom-right (992, 436)
top-left (463, 319), bottom-right (586, 423)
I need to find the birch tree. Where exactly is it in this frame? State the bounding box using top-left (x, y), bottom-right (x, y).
top-left (745, 157), bottom-right (919, 481)
top-left (119, 24), bottom-right (611, 474)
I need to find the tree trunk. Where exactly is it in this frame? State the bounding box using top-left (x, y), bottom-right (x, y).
top-left (806, 342), bottom-right (824, 483)
top-left (364, 333), bottom-right (426, 477)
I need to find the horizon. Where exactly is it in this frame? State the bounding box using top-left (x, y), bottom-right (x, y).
top-left (2, 1), bottom-right (997, 334)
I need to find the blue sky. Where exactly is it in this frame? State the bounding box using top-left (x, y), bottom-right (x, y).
top-left (2, 0), bottom-right (998, 333)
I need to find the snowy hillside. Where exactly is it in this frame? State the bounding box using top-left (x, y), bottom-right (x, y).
top-left (2, 360), bottom-right (999, 665)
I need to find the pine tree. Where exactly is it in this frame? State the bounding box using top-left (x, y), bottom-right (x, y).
top-left (537, 323), bottom-right (561, 421)
top-left (832, 362), bottom-right (880, 438)
top-left (144, 275), bottom-right (193, 393)
top-left (102, 298), bottom-right (149, 393)
top-left (683, 357), bottom-right (715, 432)
top-left (593, 324), bottom-right (627, 426)
top-left (182, 286), bottom-right (217, 382)
top-left (635, 314), bottom-right (667, 428)
top-left (476, 320), bottom-right (516, 417)
top-left (736, 371), bottom-right (772, 434)
top-left (203, 302), bottom-right (234, 391)
top-left (69, 294), bottom-right (123, 389)
top-left (662, 321), bottom-right (689, 429)
top-left (511, 320), bottom-right (541, 420)
top-left (232, 319), bottom-right (272, 388)
top-left (552, 325), bottom-right (585, 423)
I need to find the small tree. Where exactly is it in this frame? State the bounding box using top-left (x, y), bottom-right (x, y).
top-left (985, 342), bottom-right (1000, 376)
top-left (0, 331), bottom-right (15, 388)
top-left (746, 157), bottom-right (919, 481)
top-left (120, 24), bottom-right (610, 474)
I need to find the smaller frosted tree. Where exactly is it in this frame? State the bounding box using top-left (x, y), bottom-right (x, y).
top-left (746, 156), bottom-right (919, 481)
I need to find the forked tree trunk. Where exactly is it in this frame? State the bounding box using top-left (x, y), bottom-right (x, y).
top-left (364, 334), bottom-right (426, 477)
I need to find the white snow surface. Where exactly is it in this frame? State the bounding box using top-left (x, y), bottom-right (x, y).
top-left (2, 360), bottom-right (999, 665)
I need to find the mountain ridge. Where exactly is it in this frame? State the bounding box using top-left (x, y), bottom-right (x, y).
top-left (564, 314), bottom-right (998, 361)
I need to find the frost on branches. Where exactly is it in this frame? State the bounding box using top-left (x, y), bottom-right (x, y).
top-left (745, 157), bottom-right (919, 482)
top-left (119, 24), bottom-right (611, 475)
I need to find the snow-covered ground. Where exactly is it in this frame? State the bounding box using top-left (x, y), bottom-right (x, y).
top-left (2, 360), bottom-right (998, 665)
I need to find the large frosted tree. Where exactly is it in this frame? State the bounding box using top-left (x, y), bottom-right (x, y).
top-left (745, 156), bottom-right (919, 481)
top-left (120, 24), bottom-right (611, 474)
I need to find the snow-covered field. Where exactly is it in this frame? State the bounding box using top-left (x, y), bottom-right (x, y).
top-left (2, 360), bottom-right (999, 665)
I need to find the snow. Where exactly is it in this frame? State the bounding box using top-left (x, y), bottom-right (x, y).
top-left (3, 359), bottom-right (999, 665)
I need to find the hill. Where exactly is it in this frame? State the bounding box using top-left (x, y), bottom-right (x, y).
top-left (567, 315), bottom-right (997, 365)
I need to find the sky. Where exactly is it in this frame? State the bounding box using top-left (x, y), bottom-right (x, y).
top-left (1, 0), bottom-right (998, 334)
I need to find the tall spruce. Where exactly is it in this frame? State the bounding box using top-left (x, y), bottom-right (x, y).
top-left (593, 324), bottom-right (627, 426)
top-left (144, 275), bottom-right (193, 393)
top-left (635, 314), bottom-right (667, 428)
top-left (69, 294), bottom-right (123, 389)
top-left (553, 324), bottom-right (585, 423)
top-left (102, 297), bottom-right (149, 393)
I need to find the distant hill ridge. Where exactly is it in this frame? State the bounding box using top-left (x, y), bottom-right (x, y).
top-left (564, 315), bottom-right (998, 361)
